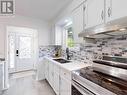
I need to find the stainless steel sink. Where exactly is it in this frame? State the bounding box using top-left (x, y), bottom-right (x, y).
top-left (53, 58), bottom-right (71, 64)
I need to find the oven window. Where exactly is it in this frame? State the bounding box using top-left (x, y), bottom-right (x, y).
top-left (72, 85), bottom-right (82, 95)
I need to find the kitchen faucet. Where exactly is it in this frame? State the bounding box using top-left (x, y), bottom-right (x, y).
top-left (66, 48), bottom-right (72, 60)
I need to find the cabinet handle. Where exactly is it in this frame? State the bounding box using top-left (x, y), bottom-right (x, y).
top-left (83, 5), bottom-right (87, 28)
top-left (83, 6), bottom-right (86, 11)
top-left (108, 7), bottom-right (111, 17)
top-left (101, 10), bottom-right (104, 20)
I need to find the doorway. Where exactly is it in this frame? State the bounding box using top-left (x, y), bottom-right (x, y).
top-left (7, 26), bottom-right (38, 73)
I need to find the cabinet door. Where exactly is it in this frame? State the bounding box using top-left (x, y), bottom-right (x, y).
top-left (44, 60), bottom-right (49, 81)
top-left (72, 4), bottom-right (84, 43)
top-left (86, 0), bottom-right (105, 28)
top-left (0, 63), bottom-right (3, 90)
top-left (60, 76), bottom-right (71, 95)
top-left (36, 59), bottom-right (45, 80)
top-left (48, 62), bottom-right (54, 88)
top-left (105, 0), bottom-right (112, 22)
top-left (53, 64), bottom-right (60, 95)
top-left (106, 0), bottom-right (127, 22)
top-left (54, 73), bottom-right (59, 95)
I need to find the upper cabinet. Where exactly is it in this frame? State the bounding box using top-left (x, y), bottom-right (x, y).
top-left (106, 0), bottom-right (127, 23)
top-left (71, 0), bottom-right (127, 40)
top-left (105, 0), bottom-right (112, 22)
top-left (85, 0), bottom-right (105, 28)
top-left (72, 3), bottom-right (84, 43)
top-left (84, 0), bottom-right (127, 29)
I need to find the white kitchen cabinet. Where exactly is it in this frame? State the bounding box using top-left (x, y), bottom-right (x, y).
top-left (44, 58), bottom-right (72, 95)
top-left (48, 61), bottom-right (54, 88)
top-left (85, 0), bottom-right (105, 29)
top-left (60, 76), bottom-right (71, 95)
top-left (53, 64), bottom-right (60, 95)
top-left (0, 62), bottom-right (4, 91)
top-left (72, 3), bottom-right (84, 43)
top-left (44, 59), bottom-right (49, 81)
top-left (106, 0), bottom-right (127, 23)
top-left (45, 59), bottom-right (59, 94)
top-left (0, 63), bottom-right (3, 90)
top-left (54, 73), bottom-right (59, 95)
top-left (55, 25), bottom-right (62, 45)
top-left (60, 68), bottom-right (71, 95)
top-left (105, 0), bottom-right (112, 23)
top-left (36, 58), bottom-right (45, 80)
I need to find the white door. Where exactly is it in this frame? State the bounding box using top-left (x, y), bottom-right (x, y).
top-left (86, 0), bottom-right (105, 28)
top-left (106, 0), bottom-right (127, 22)
top-left (45, 60), bottom-right (49, 81)
top-left (54, 65), bottom-right (60, 95)
top-left (48, 61), bottom-right (54, 87)
top-left (60, 76), bottom-right (71, 95)
top-left (72, 3), bottom-right (84, 43)
top-left (8, 32), bottom-right (34, 73)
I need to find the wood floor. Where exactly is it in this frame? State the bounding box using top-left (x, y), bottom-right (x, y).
top-left (2, 75), bottom-right (56, 95)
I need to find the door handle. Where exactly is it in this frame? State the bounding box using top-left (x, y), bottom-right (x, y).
top-left (16, 50), bottom-right (19, 56)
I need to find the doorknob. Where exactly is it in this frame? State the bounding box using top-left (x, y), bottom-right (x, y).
top-left (16, 50), bottom-right (19, 56)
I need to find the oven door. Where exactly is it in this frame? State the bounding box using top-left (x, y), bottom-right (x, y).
top-left (72, 80), bottom-right (95, 95)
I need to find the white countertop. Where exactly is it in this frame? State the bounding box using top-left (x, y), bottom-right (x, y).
top-left (61, 61), bottom-right (91, 71)
top-left (44, 56), bottom-right (92, 71)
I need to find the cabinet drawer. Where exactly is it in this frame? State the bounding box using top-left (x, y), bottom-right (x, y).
top-left (60, 68), bottom-right (71, 80)
top-left (54, 64), bottom-right (60, 73)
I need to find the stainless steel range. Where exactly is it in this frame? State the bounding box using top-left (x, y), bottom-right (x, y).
top-left (72, 56), bottom-right (127, 95)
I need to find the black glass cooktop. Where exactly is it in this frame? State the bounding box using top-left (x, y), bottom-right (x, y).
top-left (74, 67), bottom-right (127, 95)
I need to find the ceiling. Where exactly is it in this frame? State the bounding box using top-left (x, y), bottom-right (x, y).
top-left (15, 0), bottom-right (73, 21)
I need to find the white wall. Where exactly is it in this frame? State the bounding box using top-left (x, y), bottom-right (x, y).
top-left (0, 15), bottom-right (52, 57)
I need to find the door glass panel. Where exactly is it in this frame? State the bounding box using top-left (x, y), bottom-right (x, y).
top-left (19, 36), bottom-right (32, 59)
top-left (9, 35), bottom-right (15, 68)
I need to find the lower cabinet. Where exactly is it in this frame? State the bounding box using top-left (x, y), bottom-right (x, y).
top-left (0, 61), bottom-right (4, 91)
top-left (44, 59), bottom-right (49, 81)
top-left (36, 59), bottom-right (45, 80)
top-left (44, 58), bottom-right (71, 95)
top-left (0, 63), bottom-right (3, 90)
top-left (48, 61), bottom-right (54, 88)
top-left (54, 72), bottom-right (60, 95)
top-left (60, 76), bottom-right (71, 95)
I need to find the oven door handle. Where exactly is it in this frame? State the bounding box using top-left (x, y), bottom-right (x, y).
top-left (72, 80), bottom-right (96, 95)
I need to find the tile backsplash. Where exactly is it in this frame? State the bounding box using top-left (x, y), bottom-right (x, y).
top-left (39, 45), bottom-right (62, 58)
top-left (39, 35), bottom-right (127, 63)
top-left (62, 35), bottom-right (127, 62)
top-left (96, 35), bottom-right (127, 57)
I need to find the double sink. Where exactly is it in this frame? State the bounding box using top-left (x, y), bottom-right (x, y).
top-left (53, 58), bottom-right (71, 64)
